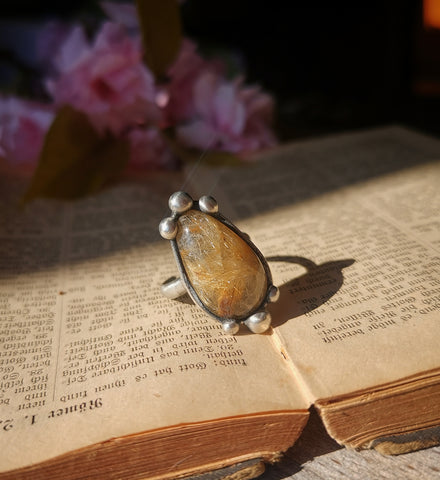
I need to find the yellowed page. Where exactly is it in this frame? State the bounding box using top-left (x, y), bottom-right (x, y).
top-left (197, 126), bottom-right (440, 403)
top-left (0, 175), bottom-right (306, 473)
top-left (270, 163), bottom-right (440, 400)
top-left (2, 125), bottom-right (439, 473)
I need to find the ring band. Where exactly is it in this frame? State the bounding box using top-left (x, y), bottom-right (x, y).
top-left (159, 192), bottom-right (279, 334)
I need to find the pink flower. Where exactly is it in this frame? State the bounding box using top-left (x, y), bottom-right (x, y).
top-left (127, 128), bottom-right (177, 170)
top-left (161, 40), bottom-right (225, 126)
top-left (46, 22), bottom-right (160, 134)
top-left (0, 97), bottom-right (54, 166)
top-left (176, 73), bottom-right (277, 154)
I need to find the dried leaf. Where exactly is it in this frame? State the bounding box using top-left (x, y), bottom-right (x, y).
top-left (198, 150), bottom-right (244, 168)
top-left (22, 106), bottom-right (129, 203)
top-left (136, 0), bottom-right (182, 80)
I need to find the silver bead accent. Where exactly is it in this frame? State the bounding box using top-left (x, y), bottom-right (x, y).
top-left (245, 311), bottom-right (271, 334)
top-left (268, 285), bottom-right (280, 303)
top-left (169, 191), bottom-right (193, 213)
top-left (222, 320), bottom-right (240, 335)
top-left (199, 195), bottom-right (218, 214)
top-left (159, 217), bottom-right (177, 239)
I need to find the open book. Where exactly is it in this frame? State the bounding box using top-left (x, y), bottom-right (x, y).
top-left (1, 126), bottom-right (440, 480)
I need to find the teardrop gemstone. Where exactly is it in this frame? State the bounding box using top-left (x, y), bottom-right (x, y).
top-left (176, 210), bottom-right (267, 319)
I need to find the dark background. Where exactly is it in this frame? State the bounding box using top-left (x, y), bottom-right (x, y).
top-left (181, 0), bottom-right (440, 140)
top-left (2, 0), bottom-right (440, 141)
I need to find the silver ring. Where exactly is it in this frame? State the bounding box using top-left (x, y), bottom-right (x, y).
top-left (159, 191), bottom-right (279, 335)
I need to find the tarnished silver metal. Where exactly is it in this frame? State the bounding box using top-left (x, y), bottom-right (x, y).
top-left (198, 195), bottom-right (218, 214)
top-left (159, 217), bottom-right (177, 240)
top-left (267, 285), bottom-right (280, 303)
top-left (168, 191), bottom-right (193, 213)
top-left (245, 311), bottom-right (272, 334)
top-left (159, 192), bottom-right (279, 334)
top-left (222, 320), bottom-right (240, 335)
top-left (161, 276), bottom-right (187, 299)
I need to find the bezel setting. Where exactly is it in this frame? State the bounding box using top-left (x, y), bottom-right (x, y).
top-left (159, 192), bottom-right (278, 334)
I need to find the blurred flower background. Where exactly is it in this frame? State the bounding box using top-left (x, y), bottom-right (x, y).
top-left (1, 0), bottom-right (439, 200)
top-left (0, 0), bottom-right (278, 200)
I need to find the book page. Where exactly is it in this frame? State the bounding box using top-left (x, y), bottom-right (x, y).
top-left (0, 174), bottom-right (306, 472)
top-left (198, 126), bottom-right (440, 402)
top-left (271, 163), bottom-right (440, 400)
top-left (2, 126), bottom-right (439, 472)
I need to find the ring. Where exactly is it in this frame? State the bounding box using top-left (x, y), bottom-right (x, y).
top-left (159, 191), bottom-right (279, 334)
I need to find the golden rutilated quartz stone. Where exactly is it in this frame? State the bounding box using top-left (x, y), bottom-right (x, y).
top-left (176, 210), bottom-right (267, 319)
